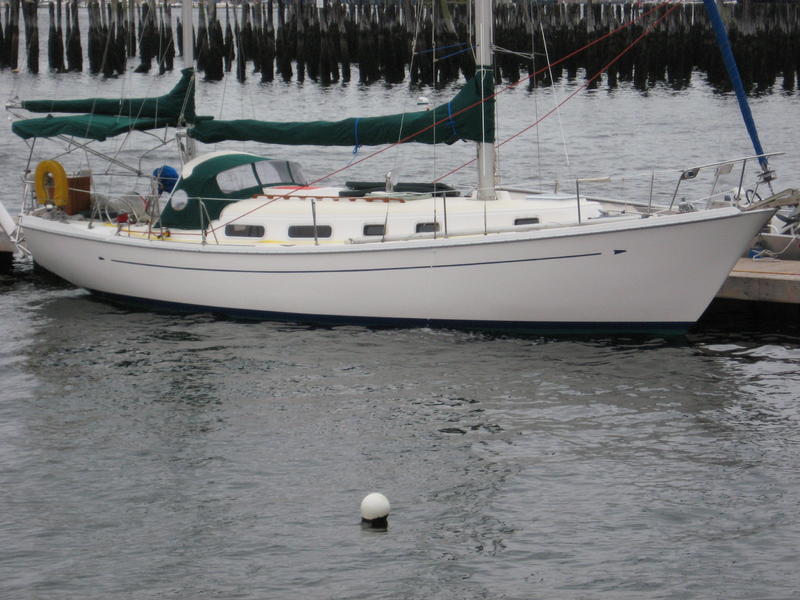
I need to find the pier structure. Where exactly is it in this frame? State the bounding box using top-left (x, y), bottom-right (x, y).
top-left (719, 258), bottom-right (800, 305)
top-left (0, 1), bottom-right (798, 90)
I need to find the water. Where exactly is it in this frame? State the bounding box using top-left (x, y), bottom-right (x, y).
top-left (2, 64), bottom-right (800, 598)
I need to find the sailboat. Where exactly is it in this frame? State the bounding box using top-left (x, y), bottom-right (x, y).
top-left (1, 0), bottom-right (785, 334)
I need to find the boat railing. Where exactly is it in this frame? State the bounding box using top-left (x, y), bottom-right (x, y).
top-left (668, 152), bottom-right (783, 212)
top-left (575, 177), bottom-right (611, 223)
top-left (560, 151), bottom-right (784, 217)
top-left (197, 199), bottom-right (220, 245)
top-left (22, 169), bottom-right (159, 215)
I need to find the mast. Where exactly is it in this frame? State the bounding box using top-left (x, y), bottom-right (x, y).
top-left (702, 0), bottom-right (772, 178)
top-left (181, 0), bottom-right (196, 160)
top-left (183, 0), bottom-right (193, 68)
top-left (476, 0), bottom-right (496, 201)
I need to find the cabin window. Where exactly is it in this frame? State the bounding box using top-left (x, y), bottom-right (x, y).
top-left (225, 224), bottom-right (265, 238)
top-left (416, 222), bottom-right (440, 233)
top-left (288, 225), bottom-right (332, 238)
top-left (514, 217), bottom-right (540, 226)
top-left (363, 224), bottom-right (385, 236)
top-left (287, 162), bottom-right (309, 186)
top-left (217, 164), bottom-right (260, 193)
top-left (254, 160), bottom-right (293, 186)
top-left (253, 160), bottom-right (309, 187)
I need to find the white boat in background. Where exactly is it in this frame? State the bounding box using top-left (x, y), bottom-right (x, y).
top-left (2, 0), bottom-right (787, 334)
top-left (753, 205), bottom-right (800, 260)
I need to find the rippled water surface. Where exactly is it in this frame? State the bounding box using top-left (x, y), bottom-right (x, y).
top-left (2, 56), bottom-right (800, 599)
top-left (2, 265), bottom-right (800, 599)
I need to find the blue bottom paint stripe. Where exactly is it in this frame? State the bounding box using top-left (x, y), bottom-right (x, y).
top-left (87, 289), bottom-right (691, 336)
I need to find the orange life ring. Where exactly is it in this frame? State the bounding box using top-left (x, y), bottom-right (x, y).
top-left (34, 160), bottom-right (68, 207)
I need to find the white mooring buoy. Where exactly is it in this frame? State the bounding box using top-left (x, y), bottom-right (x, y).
top-left (360, 492), bottom-right (390, 528)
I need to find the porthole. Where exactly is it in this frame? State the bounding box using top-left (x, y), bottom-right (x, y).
top-left (363, 224), bottom-right (385, 236)
top-left (288, 225), bottom-right (332, 238)
top-left (225, 224), bottom-right (265, 238)
top-left (170, 189), bottom-right (189, 211)
top-left (415, 222), bottom-right (440, 233)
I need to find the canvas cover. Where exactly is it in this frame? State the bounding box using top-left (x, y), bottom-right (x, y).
top-left (12, 114), bottom-right (180, 141)
top-left (188, 68), bottom-right (495, 147)
top-left (159, 153), bottom-right (275, 230)
top-left (12, 68), bottom-right (198, 141)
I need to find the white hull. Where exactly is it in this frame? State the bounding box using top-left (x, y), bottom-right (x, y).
top-left (20, 206), bottom-right (772, 333)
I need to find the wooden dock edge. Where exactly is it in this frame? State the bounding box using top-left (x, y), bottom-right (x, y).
top-left (717, 258), bottom-right (800, 304)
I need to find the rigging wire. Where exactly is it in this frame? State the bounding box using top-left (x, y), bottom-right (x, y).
top-left (383, 0), bottom-right (430, 233)
top-left (323, 0), bottom-right (679, 187)
top-left (541, 20), bottom-right (572, 179)
top-left (434, 1), bottom-right (682, 184)
top-left (390, 0), bottom-right (427, 175)
top-left (527, 1), bottom-right (543, 191)
top-left (203, 1), bottom-right (680, 235)
top-left (431, 0), bottom-right (438, 194)
top-left (493, 45), bottom-right (539, 61)
top-left (415, 41), bottom-right (470, 55)
top-left (10, 5), bottom-right (181, 210)
top-left (435, 45), bottom-right (475, 61)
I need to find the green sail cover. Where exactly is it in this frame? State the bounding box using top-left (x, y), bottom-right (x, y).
top-left (12, 68), bottom-right (198, 140)
top-left (188, 68), bottom-right (495, 146)
top-left (12, 114), bottom-right (178, 141)
top-left (20, 68), bottom-right (197, 122)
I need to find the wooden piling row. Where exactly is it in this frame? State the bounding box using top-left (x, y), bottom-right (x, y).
top-left (1, 0), bottom-right (799, 94)
top-left (21, 0), bottom-right (37, 73)
top-left (47, 0), bottom-right (65, 72)
top-left (0, 0), bottom-right (21, 70)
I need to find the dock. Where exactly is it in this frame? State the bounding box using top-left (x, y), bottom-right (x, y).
top-left (717, 258), bottom-right (800, 305)
top-left (2, 0), bottom-right (800, 91)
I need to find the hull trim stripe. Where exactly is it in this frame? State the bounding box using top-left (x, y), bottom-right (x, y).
top-left (108, 251), bottom-right (603, 274)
